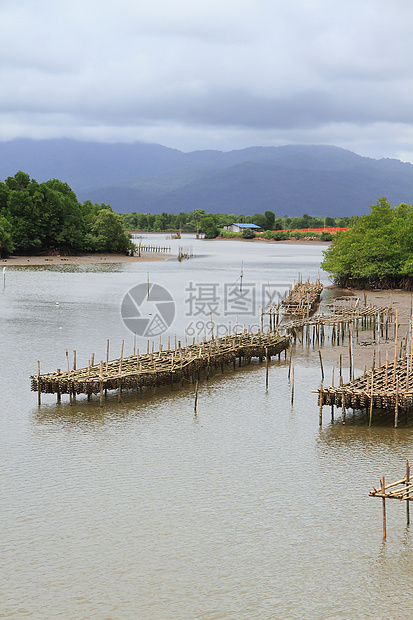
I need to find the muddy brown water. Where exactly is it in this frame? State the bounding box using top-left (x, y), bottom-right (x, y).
top-left (1, 237), bottom-right (413, 619)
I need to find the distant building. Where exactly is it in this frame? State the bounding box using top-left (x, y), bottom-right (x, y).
top-left (223, 223), bottom-right (261, 233)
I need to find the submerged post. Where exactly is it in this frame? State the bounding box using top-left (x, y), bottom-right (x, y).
top-left (265, 347), bottom-right (269, 390)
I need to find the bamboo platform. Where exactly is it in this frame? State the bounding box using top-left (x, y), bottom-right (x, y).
top-left (316, 354), bottom-right (413, 425)
top-left (31, 330), bottom-right (290, 402)
top-left (266, 304), bottom-right (394, 342)
top-left (263, 277), bottom-right (323, 318)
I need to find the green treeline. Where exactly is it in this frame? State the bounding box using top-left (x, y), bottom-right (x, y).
top-left (0, 171), bottom-right (131, 256)
top-left (122, 209), bottom-right (349, 233)
top-left (322, 198), bottom-right (413, 289)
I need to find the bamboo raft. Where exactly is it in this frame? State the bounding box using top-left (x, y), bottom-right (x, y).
top-left (31, 330), bottom-right (290, 402)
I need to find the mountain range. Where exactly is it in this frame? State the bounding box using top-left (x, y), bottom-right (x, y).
top-left (0, 138), bottom-right (412, 216)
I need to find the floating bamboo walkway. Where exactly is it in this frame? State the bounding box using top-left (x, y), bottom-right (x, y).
top-left (31, 330), bottom-right (290, 404)
top-left (369, 460), bottom-right (411, 538)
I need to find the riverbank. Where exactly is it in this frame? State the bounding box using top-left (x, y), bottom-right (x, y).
top-left (320, 286), bottom-right (412, 374)
top-left (0, 252), bottom-right (173, 266)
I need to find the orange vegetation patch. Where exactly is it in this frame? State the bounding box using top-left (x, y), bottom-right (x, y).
top-left (278, 227), bottom-right (347, 233)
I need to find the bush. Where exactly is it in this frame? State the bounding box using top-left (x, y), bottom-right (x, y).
top-left (219, 230), bottom-right (242, 238)
top-left (271, 231), bottom-right (289, 241)
top-left (320, 231), bottom-right (333, 241)
top-left (242, 228), bottom-right (256, 239)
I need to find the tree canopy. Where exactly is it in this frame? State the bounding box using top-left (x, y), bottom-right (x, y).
top-left (0, 172), bottom-right (131, 256)
top-left (321, 198), bottom-right (413, 288)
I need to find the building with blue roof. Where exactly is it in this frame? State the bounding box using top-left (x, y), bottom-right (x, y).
top-left (223, 223), bottom-right (261, 233)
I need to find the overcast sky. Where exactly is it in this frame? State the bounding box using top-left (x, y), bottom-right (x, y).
top-left (1, 0), bottom-right (413, 161)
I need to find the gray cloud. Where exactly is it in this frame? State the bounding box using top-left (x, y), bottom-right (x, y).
top-left (1, 0), bottom-right (413, 161)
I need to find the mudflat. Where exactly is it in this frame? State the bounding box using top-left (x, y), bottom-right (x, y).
top-left (0, 252), bottom-right (173, 266)
top-left (321, 287), bottom-right (413, 374)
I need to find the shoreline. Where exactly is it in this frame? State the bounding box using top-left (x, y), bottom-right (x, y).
top-left (0, 252), bottom-right (173, 266)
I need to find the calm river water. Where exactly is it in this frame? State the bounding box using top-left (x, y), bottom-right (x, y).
top-left (1, 237), bottom-right (413, 619)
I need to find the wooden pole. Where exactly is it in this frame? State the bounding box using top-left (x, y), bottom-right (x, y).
top-left (369, 372), bottom-right (374, 427)
top-left (381, 475), bottom-right (387, 540)
top-left (194, 381), bottom-right (199, 413)
top-left (99, 360), bottom-right (104, 408)
top-left (37, 360), bottom-right (41, 405)
top-left (393, 308), bottom-right (398, 381)
top-left (265, 347), bottom-right (269, 390)
top-left (394, 378), bottom-right (399, 429)
top-left (318, 350), bottom-right (324, 382)
top-left (291, 364), bottom-right (295, 405)
top-left (319, 383), bottom-right (323, 426)
top-left (406, 459), bottom-right (410, 526)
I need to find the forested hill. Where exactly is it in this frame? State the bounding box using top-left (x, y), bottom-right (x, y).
top-left (1, 139), bottom-right (413, 216)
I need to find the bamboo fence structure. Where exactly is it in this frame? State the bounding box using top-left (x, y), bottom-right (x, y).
top-left (263, 277), bottom-right (323, 324)
top-left (316, 353), bottom-right (413, 426)
top-left (31, 330), bottom-right (290, 403)
top-left (178, 246), bottom-right (194, 261)
top-left (133, 244), bottom-right (171, 255)
top-left (369, 460), bottom-right (412, 538)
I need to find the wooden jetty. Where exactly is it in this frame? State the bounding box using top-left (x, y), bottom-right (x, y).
top-left (369, 460), bottom-right (411, 538)
top-left (31, 330), bottom-right (290, 404)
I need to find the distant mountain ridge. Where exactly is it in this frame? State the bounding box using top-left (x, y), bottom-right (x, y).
top-left (0, 138), bottom-right (412, 216)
